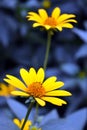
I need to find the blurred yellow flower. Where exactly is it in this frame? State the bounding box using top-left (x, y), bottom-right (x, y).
top-left (26, 7), bottom-right (77, 31)
top-left (4, 67), bottom-right (72, 106)
top-left (13, 118), bottom-right (31, 130)
top-left (79, 71), bottom-right (86, 78)
top-left (31, 126), bottom-right (41, 130)
top-left (42, 0), bottom-right (51, 9)
top-left (13, 118), bottom-right (41, 130)
top-left (0, 83), bottom-right (16, 97)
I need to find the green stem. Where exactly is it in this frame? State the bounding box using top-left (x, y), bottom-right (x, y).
top-left (43, 31), bottom-right (52, 71)
top-left (21, 101), bottom-right (34, 130)
top-left (34, 31), bottom-right (52, 123)
top-left (34, 103), bottom-right (39, 124)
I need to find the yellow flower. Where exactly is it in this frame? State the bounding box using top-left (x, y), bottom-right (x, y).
top-left (13, 118), bottom-right (41, 130)
top-left (31, 126), bottom-right (41, 130)
top-left (26, 7), bottom-right (77, 31)
top-left (4, 67), bottom-right (72, 106)
top-left (13, 118), bottom-right (31, 130)
top-left (42, 0), bottom-right (51, 9)
top-left (0, 83), bottom-right (16, 97)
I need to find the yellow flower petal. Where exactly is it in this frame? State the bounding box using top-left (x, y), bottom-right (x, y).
top-left (27, 12), bottom-right (42, 23)
top-left (8, 84), bottom-right (15, 92)
top-left (13, 118), bottom-right (20, 127)
top-left (0, 83), bottom-right (16, 97)
top-left (38, 9), bottom-right (48, 20)
top-left (42, 97), bottom-right (67, 106)
top-left (13, 118), bottom-right (32, 130)
top-left (4, 75), bottom-right (26, 91)
top-left (24, 120), bottom-right (32, 126)
top-left (36, 68), bottom-right (45, 83)
top-left (63, 19), bottom-right (77, 23)
top-left (56, 26), bottom-right (62, 31)
top-left (35, 98), bottom-right (46, 106)
top-left (57, 14), bottom-right (76, 22)
top-left (20, 68), bottom-right (30, 86)
top-left (45, 90), bottom-right (72, 96)
top-left (0, 84), bottom-right (8, 96)
top-left (52, 7), bottom-right (61, 19)
top-left (43, 76), bottom-right (57, 87)
top-left (28, 68), bottom-right (37, 85)
top-left (21, 119), bottom-right (31, 129)
top-left (11, 91), bottom-right (29, 96)
top-left (33, 23), bottom-right (41, 27)
top-left (45, 25), bottom-right (51, 30)
top-left (44, 81), bottom-right (64, 92)
top-left (62, 23), bottom-right (73, 28)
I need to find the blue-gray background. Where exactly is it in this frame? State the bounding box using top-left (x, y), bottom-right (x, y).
top-left (0, 0), bottom-right (87, 130)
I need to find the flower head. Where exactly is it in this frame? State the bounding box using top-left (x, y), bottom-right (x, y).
top-left (13, 118), bottom-right (41, 130)
top-left (4, 67), bottom-right (72, 106)
top-left (13, 118), bottom-right (31, 130)
top-left (42, 0), bottom-right (51, 9)
top-left (0, 83), bottom-right (16, 97)
top-left (26, 7), bottom-right (77, 31)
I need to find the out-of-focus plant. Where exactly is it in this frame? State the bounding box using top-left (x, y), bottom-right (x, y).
top-left (0, 83), bottom-right (16, 97)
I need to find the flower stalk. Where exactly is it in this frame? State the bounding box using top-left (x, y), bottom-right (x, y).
top-left (34, 102), bottom-right (39, 124)
top-left (21, 100), bottom-right (35, 130)
top-left (35, 30), bottom-right (52, 123)
top-left (43, 31), bottom-right (52, 71)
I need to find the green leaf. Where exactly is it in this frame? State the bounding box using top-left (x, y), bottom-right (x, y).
top-left (41, 108), bottom-right (86, 130)
top-left (0, 115), bottom-right (19, 130)
top-left (6, 98), bottom-right (35, 121)
top-left (40, 109), bottom-right (59, 126)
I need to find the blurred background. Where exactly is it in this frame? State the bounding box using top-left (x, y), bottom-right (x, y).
top-left (0, 0), bottom-right (87, 130)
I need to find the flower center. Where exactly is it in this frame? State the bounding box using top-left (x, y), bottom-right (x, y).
top-left (44, 17), bottom-right (57, 26)
top-left (26, 82), bottom-right (45, 98)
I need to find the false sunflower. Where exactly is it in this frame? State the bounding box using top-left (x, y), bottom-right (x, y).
top-left (4, 68), bottom-right (72, 106)
top-left (26, 7), bottom-right (77, 31)
top-left (13, 118), bottom-right (31, 130)
top-left (0, 83), bottom-right (16, 97)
